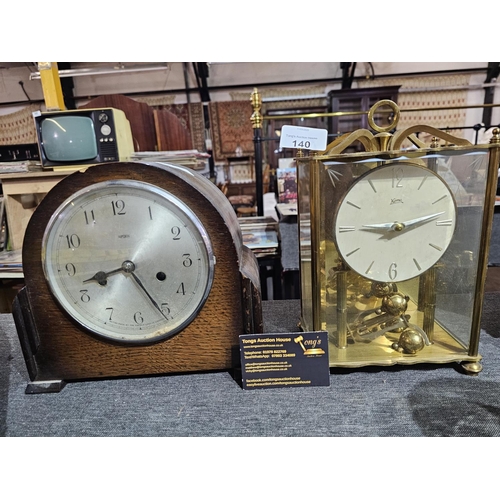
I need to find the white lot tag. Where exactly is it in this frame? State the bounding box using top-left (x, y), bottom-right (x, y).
top-left (279, 125), bottom-right (328, 151)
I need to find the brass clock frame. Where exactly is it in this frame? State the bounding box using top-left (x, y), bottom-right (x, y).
top-left (296, 100), bottom-right (500, 374)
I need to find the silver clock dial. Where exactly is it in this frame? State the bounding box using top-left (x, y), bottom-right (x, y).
top-left (334, 163), bottom-right (457, 282)
top-left (42, 180), bottom-right (215, 343)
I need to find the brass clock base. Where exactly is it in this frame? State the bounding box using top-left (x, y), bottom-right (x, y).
top-left (461, 361), bottom-right (483, 376)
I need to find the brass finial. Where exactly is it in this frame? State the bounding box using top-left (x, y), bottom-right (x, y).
top-left (491, 128), bottom-right (500, 144)
top-left (366, 100), bottom-right (400, 152)
top-left (367, 100), bottom-right (400, 133)
top-left (430, 137), bottom-right (440, 148)
top-left (250, 88), bottom-right (262, 130)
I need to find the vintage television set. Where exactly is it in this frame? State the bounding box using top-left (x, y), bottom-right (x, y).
top-left (33, 107), bottom-right (135, 170)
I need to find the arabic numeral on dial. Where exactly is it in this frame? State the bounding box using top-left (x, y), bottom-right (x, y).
top-left (65, 263), bottom-right (76, 276)
top-left (84, 210), bottom-right (95, 224)
top-left (389, 263), bottom-right (398, 280)
top-left (111, 200), bottom-right (126, 215)
top-left (177, 283), bottom-right (186, 295)
top-left (171, 226), bottom-right (181, 240)
top-left (106, 307), bottom-right (113, 321)
top-left (80, 289), bottom-right (90, 302)
top-left (134, 312), bottom-right (144, 324)
top-left (182, 254), bottom-right (192, 267)
top-left (392, 167), bottom-right (404, 188)
top-left (161, 303), bottom-right (171, 316)
top-left (148, 206), bottom-right (153, 220)
top-left (66, 234), bottom-right (80, 249)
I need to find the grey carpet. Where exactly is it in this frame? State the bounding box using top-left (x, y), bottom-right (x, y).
top-left (2, 297), bottom-right (500, 437)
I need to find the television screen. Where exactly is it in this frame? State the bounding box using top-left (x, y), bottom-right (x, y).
top-left (41, 116), bottom-right (98, 162)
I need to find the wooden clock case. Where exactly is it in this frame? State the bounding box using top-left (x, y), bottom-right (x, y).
top-left (12, 161), bottom-right (263, 392)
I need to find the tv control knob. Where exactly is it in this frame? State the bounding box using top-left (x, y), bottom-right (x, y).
top-left (98, 113), bottom-right (108, 123)
top-left (101, 124), bottom-right (111, 136)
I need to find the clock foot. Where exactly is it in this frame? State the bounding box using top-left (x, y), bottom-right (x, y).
top-left (25, 380), bottom-right (67, 394)
top-left (461, 361), bottom-right (483, 376)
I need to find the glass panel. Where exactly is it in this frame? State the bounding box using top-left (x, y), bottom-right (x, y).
top-left (297, 158), bottom-right (312, 330)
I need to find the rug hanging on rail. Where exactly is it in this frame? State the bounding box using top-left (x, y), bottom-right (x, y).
top-left (359, 74), bottom-right (471, 145)
top-left (209, 100), bottom-right (254, 162)
top-left (188, 102), bottom-right (207, 153)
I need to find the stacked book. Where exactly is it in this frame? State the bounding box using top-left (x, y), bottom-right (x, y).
top-left (238, 217), bottom-right (279, 259)
top-left (0, 249), bottom-right (23, 276)
top-left (131, 150), bottom-right (210, 170)
top-left (0, 160), bottom-right (41, 174)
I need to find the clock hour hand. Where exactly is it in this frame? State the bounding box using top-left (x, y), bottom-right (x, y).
top-left (361, 222), bottom-right (395, 231)
top-left (83, 260), bottom-right (141, 286)
top-left (83, 267), bottom-right (123, 286)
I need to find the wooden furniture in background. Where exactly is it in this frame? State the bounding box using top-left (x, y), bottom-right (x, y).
top-left (224, 156), bottom-right (255, 197)
top-left (327, 86), bottom-right (400, 137)
top-left (153, 109), bottom-right (193, 151)
top-left (0, 171), bottom-right (68, 250)
top-left (79, 94), bottom-right (194, 152)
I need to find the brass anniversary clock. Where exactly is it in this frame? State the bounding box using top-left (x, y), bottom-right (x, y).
top-left (13, 161), bottom-right (263, 392)
top-left (296, 100), bottom-right (500, 374)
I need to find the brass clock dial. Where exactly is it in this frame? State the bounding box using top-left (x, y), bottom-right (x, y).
top-left (334, 162), bottom-right (457, 282)
top-left (42, 179), bottom-right (215, 344)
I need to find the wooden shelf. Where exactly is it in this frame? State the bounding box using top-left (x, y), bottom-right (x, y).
top-left (0, 170), bottom-right (69, 250)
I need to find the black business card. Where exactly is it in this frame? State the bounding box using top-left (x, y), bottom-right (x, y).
top-left (239, 331), bottom-right (330, 390)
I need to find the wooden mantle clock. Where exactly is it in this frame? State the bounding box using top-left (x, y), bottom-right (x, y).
top-left (13, 161), bottom-right (263, 392)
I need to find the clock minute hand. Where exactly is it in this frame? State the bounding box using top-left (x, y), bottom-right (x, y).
top-left (129, 269), bottom-right (170, 322)
top-left (362, 211), bottom-right (445, 232)
top-left (401, 211), bottom-right (445, 229)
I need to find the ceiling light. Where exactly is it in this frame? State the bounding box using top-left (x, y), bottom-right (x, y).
top-left (30, 63), bottom-right (169, 80)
